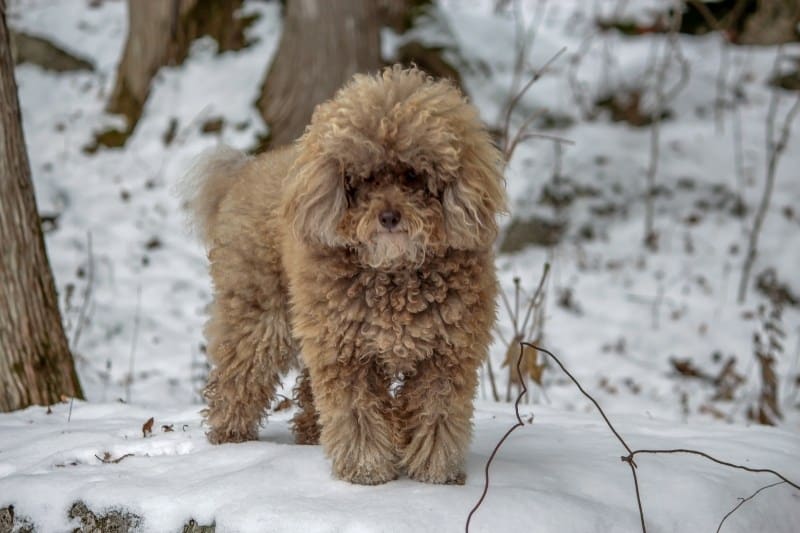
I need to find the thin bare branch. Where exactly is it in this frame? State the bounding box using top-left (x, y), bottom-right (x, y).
top-left (492, 324), bottom-right (509, 347)
top-left (645, 2), bottom-right (685, 249)
top-left (533, 344), bottom-right (633, 455)
top-left (502, 46), bottom-right (568, 157)
top-left (125, 284), bottom-right (142, 404)
top-left (687, 0), bottom-right (722, 32)
top-left (520, 263), bottom-right (551, 335)
top-left (498, 281), bottom-right (516, 331)
top-left (466, 342), bottom-right (530, 532)
top-left (567, 33), bottom-right (597, 118)
top-left (508, 131), bottom-right (575, 161)
top-left (715, 38), bottom-right (730, 132)
top-left (71, 231), bottom-right (95, 350)
top-left (503, 0), bottom-right (549, 133)
top-left (530, 343), bottom-right (800, 533)
top-left (95, 452), bottom-right (135, 464)
top-left (716, 481), bottom-right (787, 533)
top-left (504, 108), bottom-right (547, 162)
top-left (485, 354), bottom-right (500, 402)
top-left (629, 449), bottom-right (798, 490)
top-left (739, 50), bottom-right (800, 302)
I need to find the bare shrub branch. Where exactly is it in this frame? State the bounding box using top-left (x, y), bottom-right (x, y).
top-left (535, 343), bottom-right (799, 532)
top-left (738, 50), bottom-right (800, 302)
top-left (501, 47), bottom-right (569, 164)
top-left (644, 2), bottom-right (686, 249)
top-left (567, 33), bottom-right (597, 118)
top-left (465, 341), bottom-right (532, 532)
top-left (716, 481), bottom-right (787, 533)
top-left (468, 341), bottom-right (800, 532)
top-left (125, 285), bottom-right (142, 404)
top-left (71, 231), bottom-right (95, 350)
top-left (501, 0), bottom-right (549, 130)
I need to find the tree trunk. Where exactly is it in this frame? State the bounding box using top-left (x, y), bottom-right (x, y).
top-left (683, 0), bottom-right (800, 44)
top-left (0, 1), bottom-right (84, 411)
top-left (377, 0), bottom-right (431, 33)
top-left (739, 0), bottom-right (800, 45)
top-left (257, 0), bottom-right (382, 148)
top-left (103, 0), bottom-right (247, 145)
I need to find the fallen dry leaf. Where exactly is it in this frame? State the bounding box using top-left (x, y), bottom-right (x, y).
top-left (142, 417), bottom-right (154, 438)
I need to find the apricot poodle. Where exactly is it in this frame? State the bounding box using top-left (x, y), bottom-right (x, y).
top-left (183, 66), bottom-right (507, 485)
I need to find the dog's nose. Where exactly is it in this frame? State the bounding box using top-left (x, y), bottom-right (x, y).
top-left (379, 209), bottom-right (401, 230)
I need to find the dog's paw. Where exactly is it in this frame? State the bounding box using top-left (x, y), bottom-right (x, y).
top-left (333, 458), bottom-right (398, 485)
top-left (408, 464), bottom-right (466, 485)
top-left (402, 425), bottom-right (468, 484)
top-left (206, 426), bottom-right (257, 445)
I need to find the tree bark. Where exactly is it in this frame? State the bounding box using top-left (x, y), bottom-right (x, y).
top-left (257, 0), bottom-right (382, 148)
top-left (0, 0), bottom-right (84, 411)
top-left (105, 0), bottom-right (247, 142)
top-left (684, 0), bottom-right (800, 44)
top-left (739, 0), bottom-right (800, 45)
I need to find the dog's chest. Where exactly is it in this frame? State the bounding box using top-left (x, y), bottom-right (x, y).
top-left (327, 262), bottom-right (482, 374)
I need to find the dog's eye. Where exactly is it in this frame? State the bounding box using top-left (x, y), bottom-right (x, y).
top-left (364, 173), bottom-right (376, 184)
top-left (404, 169), bottom-right (420, 186)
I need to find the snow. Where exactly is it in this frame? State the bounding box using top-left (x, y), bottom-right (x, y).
top-left (1, 401), bottom-right (798, 532)
top-left (2, 0), bottom-right (799, 530)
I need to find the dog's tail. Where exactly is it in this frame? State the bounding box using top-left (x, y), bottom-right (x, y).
top-left (178, 145), bottom-right (251, 246)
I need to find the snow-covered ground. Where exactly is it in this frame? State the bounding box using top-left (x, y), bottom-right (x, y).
top-left (2, 0), bottom-right (799, 531)
top-left (1, 401), bottom-right (798, 532)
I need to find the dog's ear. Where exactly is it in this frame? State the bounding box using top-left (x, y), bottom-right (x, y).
top-left (281, 146), bottom-right (347, 246)
top-left (442, 129), bottom-right (508, 250)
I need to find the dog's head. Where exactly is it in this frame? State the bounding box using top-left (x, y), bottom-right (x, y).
top-left (282, 66), bottom-right (507, 269)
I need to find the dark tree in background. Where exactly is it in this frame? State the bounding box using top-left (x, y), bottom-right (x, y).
top-left (102, 0), bottom-right (249, 147)
top-left (0, 0), bottom-right (83, 412)
top-left (101, 0), bottom-right (448, 150)
top-left (257, 0), bottom-right (382, 147)
top-left (739, 0), bottom-right (800, 45)
top-left (684, 0), bottom-right (800, 44)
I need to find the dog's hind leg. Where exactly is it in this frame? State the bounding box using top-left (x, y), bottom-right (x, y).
top-left (290, 367), bottom-right (321, 444)
top-left (202, 246), bottom-right (296, 444)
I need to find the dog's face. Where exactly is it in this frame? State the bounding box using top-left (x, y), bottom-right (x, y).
top-left (336, 161), bottom-right (447, 269)
top-left (283, 66), bottom-right (507, 270)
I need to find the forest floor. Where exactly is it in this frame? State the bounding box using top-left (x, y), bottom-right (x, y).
top-left (2, 0), bottom-right (799, 531)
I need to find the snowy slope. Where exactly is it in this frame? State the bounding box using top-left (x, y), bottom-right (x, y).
top-left (1, 401), bottom-right (798, 532)
top-left (2, 0), bottom-right (800, 530)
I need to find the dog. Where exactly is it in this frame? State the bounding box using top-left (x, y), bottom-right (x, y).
top-left (183, 66), bottom-right (507, 485)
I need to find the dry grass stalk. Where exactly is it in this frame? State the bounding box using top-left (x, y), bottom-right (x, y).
top-left (494, 265), bottom-right (550, 404)
top-left (644, 2), bottom-right (686, 249)
top-left (738, 49), bottom-right (800, 302)
top-left (748, 303), bottom-right (785, 425)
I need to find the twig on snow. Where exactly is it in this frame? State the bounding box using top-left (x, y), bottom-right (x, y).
top-left (95, 452), bottom-right (134, 464)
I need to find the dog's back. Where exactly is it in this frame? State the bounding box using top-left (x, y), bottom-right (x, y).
top-left (180, 144), bottom-right (296, 248)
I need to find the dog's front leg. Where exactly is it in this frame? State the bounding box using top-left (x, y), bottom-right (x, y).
top-left (309, 358), bottom-right (398, 485)
top-left (398, 354), bottom-right (479, 484)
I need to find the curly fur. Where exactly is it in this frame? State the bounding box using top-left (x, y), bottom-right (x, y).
top-left (185, 66), bottom-right (507, 484)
